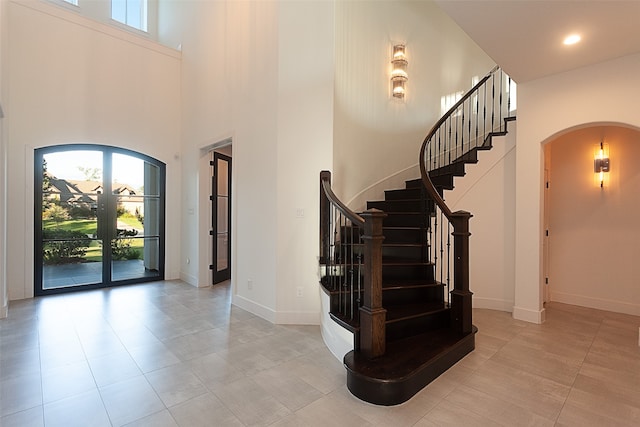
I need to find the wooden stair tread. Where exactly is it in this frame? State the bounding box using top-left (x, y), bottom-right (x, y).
top-left (382, 226), bottom-right (421, 230)
top-left (382, 259), bottom-right (433, 266)
top-left (382, 280), bottom-right (443, 290)
top-left (385, 302), bottom-right (448, 323)
top-left (345, 327), bottom-right (474, 380)
top-left (383, 211), bottom-right (421, 215)
top-left (350, 242), bottom-right (424, 247)
top-left (344, 326), bottom-right (477, 405)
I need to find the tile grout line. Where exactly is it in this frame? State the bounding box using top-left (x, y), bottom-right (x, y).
top-left (551, 317), bottom-right (603, 426)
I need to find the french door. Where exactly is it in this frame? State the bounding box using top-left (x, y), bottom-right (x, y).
top-left (34, 145), bottom-right (165, 295)
top-left (211, 152), bottom-right (231, 284)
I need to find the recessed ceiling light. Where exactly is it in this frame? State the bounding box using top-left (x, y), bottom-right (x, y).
top-left (563, 34), bottom-right (581, 45)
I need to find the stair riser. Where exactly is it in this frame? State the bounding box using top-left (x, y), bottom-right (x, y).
top-left (383, 265), bottom-right (434, 282)
top-left (345, 245), bottom-right (426, 262)
top-left (383, 228), bottom-right (424, 244)
top-left (367, 200), bottom-right (422, 212)
top-left (384, 188), bottom-right (422, 201)
top-left (382, 286), bottom-right (444, 306)
top-left (428, 162), bottom-right (466, 178)
top-left (383, 214), bottom-right (425, 228)
top-left (382, 246), bottom-right (425, 261)
top-left (429, 174), bottom-right (454, 190)
top-left (386, 309), bottom-right (450, 342)
top-left (338, 226), bottom-right (430, 244)
top-left (405, 178), bottom-right (423, 189)
top-left (325, 266), bottom-right (439, 284)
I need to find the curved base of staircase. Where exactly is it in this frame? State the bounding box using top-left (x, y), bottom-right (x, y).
top-left (344, 325), bottom-right (477, 406)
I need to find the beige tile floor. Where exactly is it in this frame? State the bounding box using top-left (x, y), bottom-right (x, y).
top-left (1, 280), bottom-right (639, 426)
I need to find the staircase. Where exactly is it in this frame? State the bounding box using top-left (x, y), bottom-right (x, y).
top-left (319, 66), bottom-right (515, 405)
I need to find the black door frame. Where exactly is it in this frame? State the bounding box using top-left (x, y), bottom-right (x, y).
top-left (34, 144), bottom-right (166, 296)
top-left (211, 152), bottom-right (232, 284)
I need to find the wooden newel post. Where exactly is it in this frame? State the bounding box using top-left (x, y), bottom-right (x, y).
top-left (450, 210), bottom-right (473, 335)
top-left (359, 208), bottom-right (387, 359)
top-left (319, 171), bottom-right (331, 264)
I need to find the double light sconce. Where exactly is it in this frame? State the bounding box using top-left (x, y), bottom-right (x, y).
top-left (391, 44), bottom-right (408, 99)
top-left (594, 141), bottom-right (610, 188)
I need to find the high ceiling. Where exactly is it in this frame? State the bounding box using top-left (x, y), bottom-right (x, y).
top-left (435, 0), bottom-right (640, 83)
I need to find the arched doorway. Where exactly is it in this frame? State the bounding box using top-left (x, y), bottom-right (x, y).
top-left (543, 124), bottom-right (640, 315)
top-left (34, 144), bottom-right (166, 295)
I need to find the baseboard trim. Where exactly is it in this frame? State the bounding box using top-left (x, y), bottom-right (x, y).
top-left (551, 292), bottom-right (640, 317)
top-left (232, 294), bottom-right (277, 323)
top-left (179, 272), bottom-right (198, 287)
top-left (165, 270), bottom-right (181, 281)
top-left (473, 297), bottom-right (514, 312)
top-left (512, 305), bottom-right (546, 324)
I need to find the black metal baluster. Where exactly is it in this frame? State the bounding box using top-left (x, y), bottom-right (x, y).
top-left (461, 100), bottom-right (466, 161)
top-left (483, 81), bottom-right (487, 141)
top-left (499, 70), bottom-right (504, 130)
top-left (476, 85), bottom-right (480, 146)
top-left (433, 207), bottom-right (439, 278)
top-left (357, 234), bottom-right (362, 316)
top-left (467, 99), bottom-right (472, 150)
top-left (447, 117), bottom-right (452, 169)
top-left (330, 205), bottom-right (336, 292)
top-left (507, 75), bottom-right (512, 117)
top-left (338, 212), bottom-right (347, 317)
top-left (447, 220), bottom-right (451, 305)
top-left (338, 208), bottom-right (342, 298)
top-left (349, 220), bottom-right (354, 320)
top-left (491, 72), bottom-right (496, 131)
top-left (439, 209), bottom-right (444, 286)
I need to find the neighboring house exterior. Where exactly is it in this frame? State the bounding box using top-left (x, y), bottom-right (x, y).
top-left (45, 174), bottom-right (141, 216)
top-left (46, 176), bottom-right (103, 204)
top-left (1, 0), bottom-right (639, 324)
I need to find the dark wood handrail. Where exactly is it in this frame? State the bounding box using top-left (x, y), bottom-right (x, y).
top-left (418, 65), bottom-right (500, 219)
top-left (320, 171), bottom-right (365, 227)
top-left (319, 170), bottom-right (387, 358)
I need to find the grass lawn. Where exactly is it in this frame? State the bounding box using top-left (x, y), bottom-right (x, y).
top-left (43, 219), bottom-right (97, 235)
top-left (118, 213), bottom-right (143, 229)
top-left (43, 217), bottom-right (144, 262)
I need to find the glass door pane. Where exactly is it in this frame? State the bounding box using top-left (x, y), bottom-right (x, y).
top-left (41, 150), bottom-right (104, 290)
top-left (35, 145), bottom-right (165, 295)
top-left (212, 152), bottom-right (231, 283)
top-left (111, 153), bottom-right (162, 282)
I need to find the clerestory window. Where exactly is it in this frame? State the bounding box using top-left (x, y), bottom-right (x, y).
top-left (112, 0), bottom-right (148, 32)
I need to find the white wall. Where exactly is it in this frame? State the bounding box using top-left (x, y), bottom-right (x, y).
top-left (547, 125), bottom-right (640, 316)
top-left (275, 1), bottom-right (334, 323)
top-left (171, 0), bottom-right (279, 318)
top-left (0, 0), bottom-right (7, 317)
top-left (5, 0), bottom-right (182, 300)
top-left (168, 1), bottom-right (334, 324)
top-left (333, 0), bottom-right (495, 207)
top-left (446, 123), bottom-right (517, 312)
top-left (515, 52), bottom-right (640, 322)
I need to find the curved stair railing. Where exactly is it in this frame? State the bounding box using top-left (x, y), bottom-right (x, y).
top-left (320, 66), bottom-right (515, 360)
top-left (419, 66), bottom-right (515, 334)
top-left (320, 171), bottom-right (387, 358)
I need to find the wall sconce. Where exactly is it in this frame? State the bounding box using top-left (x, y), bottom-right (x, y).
top-left (594, 141), bottom-right (610, 188)
top-left (391, 44), bottom-right (408, 99)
